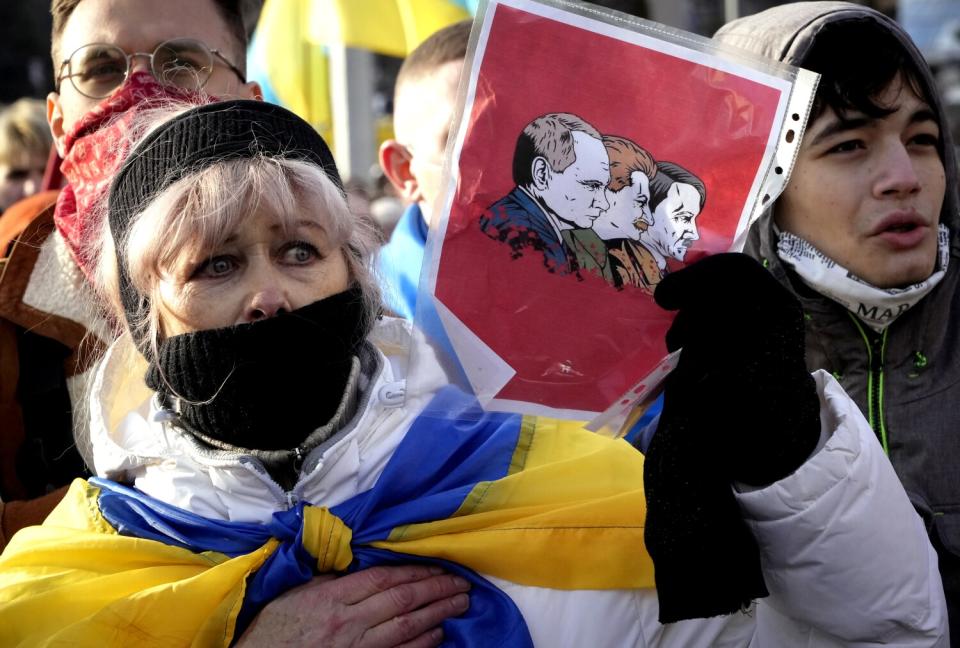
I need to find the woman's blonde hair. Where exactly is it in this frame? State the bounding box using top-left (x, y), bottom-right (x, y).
top-left (0, 98), bottom-right (52, 166)
top-left (93, 106), bottom-right (382, 361)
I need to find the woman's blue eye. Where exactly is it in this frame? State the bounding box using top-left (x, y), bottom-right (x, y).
top-left (194, 256), bottom-right (236, 278)
top-left (281, 241), bottom-right (320, 264)
top-left (211, 259), bottom-right (232, 274)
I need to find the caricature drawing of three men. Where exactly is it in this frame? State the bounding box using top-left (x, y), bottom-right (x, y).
top-left (479, 112), bottom-right (705, 293)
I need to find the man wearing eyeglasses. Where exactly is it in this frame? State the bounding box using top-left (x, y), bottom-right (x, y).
top-left (47, 0), bottom-right (259, 151)
top-left (0, 0), bottom-right (260, 553)
top-left (0, 2), bottom-right (468, 645)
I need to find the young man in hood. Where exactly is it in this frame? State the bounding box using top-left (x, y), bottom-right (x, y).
top-left (716, 2), bottom-right (960, 638)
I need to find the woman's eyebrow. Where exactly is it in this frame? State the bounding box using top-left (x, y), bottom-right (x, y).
top-left (267, 220), bottom-right (326, 232)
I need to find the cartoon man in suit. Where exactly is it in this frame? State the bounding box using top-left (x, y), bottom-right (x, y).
top-left (480, 112), bottom-right (610, 274)
top-left (642, 160), bottom-right (706, 273)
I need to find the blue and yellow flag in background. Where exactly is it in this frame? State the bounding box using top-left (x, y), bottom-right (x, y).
top-left (308, 0), bottom-right (476, 58)
top-left (248, 0), bottom-right (334, 142)
top-left (0, 387), bottom-right (651, 647)
top-left (248, 0), bottom-right (477, 146)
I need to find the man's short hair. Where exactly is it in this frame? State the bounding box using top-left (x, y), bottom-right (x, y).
top-left (394, 19), bottom-right (472, 95)
top-left (0, 99), bottom-right (52, 166)
top-left (803, 19), bottom-right (931, 127)
top-left (50, 0), bottom-right (250, 76)
top-left (603, 135), bottom-right (656, 192)
top-left (512, 113), bottom-right (602, 187)
top-left (649, 161), bottom-right (705, 211)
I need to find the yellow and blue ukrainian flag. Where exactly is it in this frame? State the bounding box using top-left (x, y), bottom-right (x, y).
top-left (307, 0), bottom-right (475, 58)
top-left (248, 0), bottom-right (334, 141)
top-left (0, 387), bottom-right (651, 647)
top-left (248, 0), bottom-right (477, 143)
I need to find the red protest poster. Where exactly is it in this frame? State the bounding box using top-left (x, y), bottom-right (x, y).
top-left (424, 0), bottom-right (806, 420)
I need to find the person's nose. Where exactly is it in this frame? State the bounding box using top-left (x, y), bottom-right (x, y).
top-left (641, 206), bottom-right (653, 225)
top-left (127, 52), bottom-right (154, 76)
top-left (242, 264), bottom-right (291, 322)
top-left (595, 188), bottom-right (610, 211)
top-left (245, 288), bottom-right (289, 322)
top-left (874, 141), bottom-right (921, 199)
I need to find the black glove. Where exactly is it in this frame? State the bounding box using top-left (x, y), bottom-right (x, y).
top-left (656, 252), bottom-right (821, 485)
top-left (642, 253), bottom-right (821, 623)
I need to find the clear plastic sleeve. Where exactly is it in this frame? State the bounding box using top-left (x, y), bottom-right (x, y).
top-left (406, 0), bottom-right (819, 432)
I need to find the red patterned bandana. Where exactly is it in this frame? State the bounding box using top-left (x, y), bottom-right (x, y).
top-left (54, 72), bottom-right (212, 276)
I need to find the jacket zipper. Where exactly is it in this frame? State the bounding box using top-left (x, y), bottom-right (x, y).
top-left (849, 314), bottom-right (889, 454)
top-left (287, 448), bottom-right (305, 508)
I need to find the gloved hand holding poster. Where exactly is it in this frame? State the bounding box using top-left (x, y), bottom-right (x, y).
top-left (411, 0), bottom-right (818, 427)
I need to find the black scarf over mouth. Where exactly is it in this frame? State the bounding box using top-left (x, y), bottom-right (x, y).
top-left (145, 286), bottom-right (369, 451)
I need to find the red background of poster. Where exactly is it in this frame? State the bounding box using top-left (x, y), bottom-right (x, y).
top-left (434, 4), bottom-right (783, 414)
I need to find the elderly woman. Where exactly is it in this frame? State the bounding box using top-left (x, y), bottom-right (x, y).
top-left (0, 100), bottom-right (947, 647)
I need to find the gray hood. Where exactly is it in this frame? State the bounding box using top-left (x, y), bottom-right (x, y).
top-left (715, 1), bottom-right (960, 263)
top-left (716, 11), bottom-right (960, 628)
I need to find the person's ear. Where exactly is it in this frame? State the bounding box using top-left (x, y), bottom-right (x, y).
top-left (379, 139), bottom-right (421, 203)
top-left (243, 80), bottom-right (264, 101)
top-left (47, 92), bottom-right (67, 158)
top-left (532, 157), bottom-right (551, 191)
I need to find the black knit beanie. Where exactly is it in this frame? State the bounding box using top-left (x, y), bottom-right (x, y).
top-left (107, 99), bottom-right (343, 348)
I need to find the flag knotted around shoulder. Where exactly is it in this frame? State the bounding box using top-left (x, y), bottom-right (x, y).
top-left (0, 387), bottom-right (652, 647)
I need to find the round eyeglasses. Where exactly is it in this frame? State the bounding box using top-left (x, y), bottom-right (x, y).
top-left (56, 38), bottom-right (246, 99)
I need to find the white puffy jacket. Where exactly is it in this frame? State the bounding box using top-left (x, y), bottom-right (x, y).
top-left (87, 316), bottom-right (948, 647)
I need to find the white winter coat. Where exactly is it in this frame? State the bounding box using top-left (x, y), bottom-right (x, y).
top-left (87, 316), bottom-right (948, 647)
